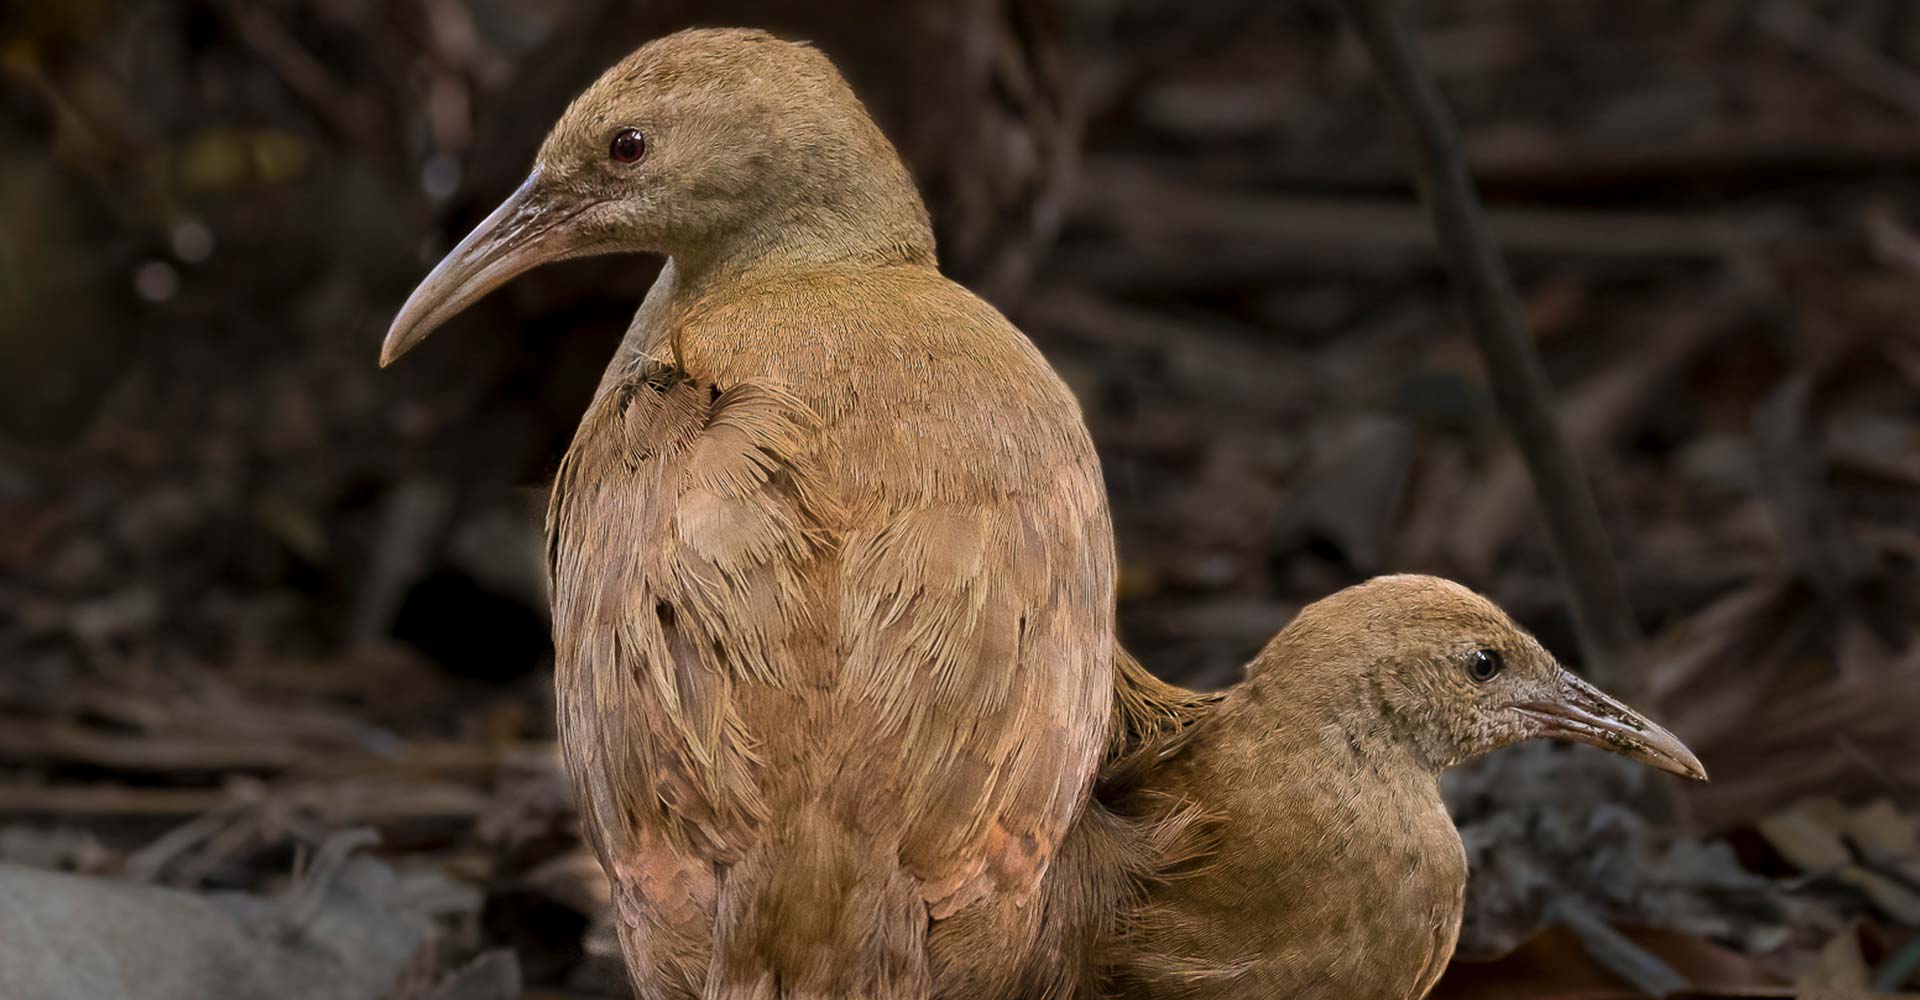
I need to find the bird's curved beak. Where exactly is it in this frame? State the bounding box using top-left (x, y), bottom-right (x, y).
top-left (381, 170), bottom-right (596, 367)
top-left (1516, 673), bottom-right (1708, 781)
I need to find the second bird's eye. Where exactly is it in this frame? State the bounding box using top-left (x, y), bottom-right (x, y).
top-left (610, 128), bottom-right (646, 164)
top-left (1466, 648), bottom-right (1503, 683)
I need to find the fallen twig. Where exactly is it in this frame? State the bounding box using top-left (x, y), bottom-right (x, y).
top-left (0, 780), bottom-right (494, 824)
top-left (1337, 0), bottom-right (1643, 686)
top-left (1074, 163), bottom-right (1764, 263)
top-left (1758, 0), bottom-right (1920, 124)
top-left (0, 714), bottom-right (555, 777)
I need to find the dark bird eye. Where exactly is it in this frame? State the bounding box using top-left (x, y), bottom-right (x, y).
top-left (1466, 648), bottom-right (1503, 683)
top-left (609, 128), bottom-right (646, 164)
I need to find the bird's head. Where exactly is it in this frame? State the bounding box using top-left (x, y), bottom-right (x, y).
top-left (381, 27), bottom-right (935, 367)
top-left (1249, 575), bottom-right (1706, 781)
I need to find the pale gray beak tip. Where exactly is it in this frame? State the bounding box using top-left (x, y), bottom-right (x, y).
top-left (377, 169), bottom-right (559, 371)
top-left (377, 328), bottom-right (407, 368)
top-left (1522, 672), bottom-right (1709, 784)
top-left (1669, 746), bottom-right (1709, 783)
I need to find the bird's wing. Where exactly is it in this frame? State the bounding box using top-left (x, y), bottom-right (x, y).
top-left (551, 344), bottom-right (1113, 929)
top-left (548, 361), bottom-right (838, 868)
top-left (838, 438), bottom-right (1114, 918)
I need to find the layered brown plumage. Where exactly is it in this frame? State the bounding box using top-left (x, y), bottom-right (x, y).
top-left (380, 26), bottom-right (1704, 1000)
top-left (383, 29), bottom-right (1114, 999)
top-left (928, 646), bottom-right (1217, 1000)
top-left (934, 576), bottom-right (1705, 1000)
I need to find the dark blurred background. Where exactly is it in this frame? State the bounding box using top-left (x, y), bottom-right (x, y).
top-left (3, 1), bottom-right (1919, 997)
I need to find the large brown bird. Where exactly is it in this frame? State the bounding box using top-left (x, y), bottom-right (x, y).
top-left (381, 29), bottom-right (1114, 999)
top-left (933, 575), bottom-right (1705, 1000)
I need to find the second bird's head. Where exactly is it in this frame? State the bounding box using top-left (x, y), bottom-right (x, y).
top-left (382, 27), bottom-right (935, 367)
top-left (1253, 574), bottom-right (1706, 781)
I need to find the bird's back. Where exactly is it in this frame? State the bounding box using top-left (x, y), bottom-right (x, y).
top-left (1109, 688), bottom-right (1468, 1000)
top-left (549, 259), bottom-right (1115, 998)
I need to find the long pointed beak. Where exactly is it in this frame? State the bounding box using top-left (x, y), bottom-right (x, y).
top-left (381, 170), bottom-right (594, 367)
top-left (1517, 673), bottom-right (1708, 781)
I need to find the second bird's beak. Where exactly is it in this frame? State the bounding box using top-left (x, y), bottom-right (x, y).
top-left (382, 170), bottom-right (597, 367)
top-left (1517, 673), bottom-right (1708, 781)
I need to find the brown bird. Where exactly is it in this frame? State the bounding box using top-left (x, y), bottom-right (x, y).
top-left (380, 28), bottom-right (1115, 1000)
top-left (932, 575), bottom-right (1705, 1000)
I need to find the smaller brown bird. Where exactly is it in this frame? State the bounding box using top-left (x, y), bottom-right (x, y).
top-left (934, 575), bottom-right (1705, 1000)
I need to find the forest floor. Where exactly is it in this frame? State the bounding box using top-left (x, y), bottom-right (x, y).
top-left (3, 1), bottom-right (1919, 996)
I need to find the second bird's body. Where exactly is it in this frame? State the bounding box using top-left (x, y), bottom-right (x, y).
top-left (937, 576), bottom-right (1705, 1000)
top-left (1113, 672), bottom-right (1468, 998)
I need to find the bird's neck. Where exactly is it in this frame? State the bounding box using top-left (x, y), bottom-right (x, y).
top-left (1145, 677), bottom-right (1455, 902)
top-left (668, 178), bottom-right (938, 306)
top-left (1234, 656), bottom-right (1455, 781)
top-left (594, 260), bottom-right (686, 400)
top-left (597, 219), bottom-right (939, 401)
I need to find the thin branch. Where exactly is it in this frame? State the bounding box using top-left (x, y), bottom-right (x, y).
top-left (1758, 0), bottom-right (1920, 125)
top-left (1337, 0), bottom-right (1642, 687)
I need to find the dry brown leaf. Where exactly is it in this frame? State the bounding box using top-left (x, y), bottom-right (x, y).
top-left (1837, 869), bottom-right (1920, 927)
top-left (1803, 926), bottom-right (1874, 991)
top-left (1760, 801), bottom-right (1857, 872)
